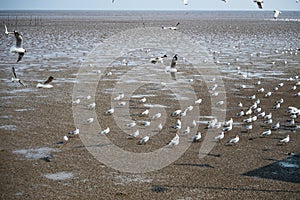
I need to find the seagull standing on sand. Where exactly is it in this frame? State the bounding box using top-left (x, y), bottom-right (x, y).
top-left (261, 129), bottom-right (271, 136)
top-left (228, 135), bottom-right (239, 145)
top-left (215, 132), bottom-right (224, 142)
top-left (279, 135), bottom-right (290, 144)
top-left (192, 132), bottom-right (201, 142)
top-left (100, 127), bottom-right (110, 135)
top-left (9, 30), bottom-right (26, 62)
top-left (168, 134), bottom-right (179, 146)
top-left (69, 128), bottom-right (79, 137)
top-left (138, 136), bottom-right (149, 145)
top-left (36, 76), bottom-right (54, 88)
top-left (128, 130), bottom-right (139, 139)
top-left (11, 66), bottom-right (24, 86)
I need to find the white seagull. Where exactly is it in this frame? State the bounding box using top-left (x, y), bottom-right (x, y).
top-left (128, 130), bottom-right (139, 139)
top-left (152, 113), bottom-right (161, 120)
top-left (105, 107), bottom-right (114, 115)
top-left (261, 129), bottom-right (271, 136)
top-left (87, 102), bottom-right (96, 109)
top-left (69, 128), bottom-right (80, 137)
top-left (10, 31), bottom-right (26, 62)
top-left (192, 132), bottom-right (202, 142)
top-left (228, 135), bottom-right (239, 145)
top-left (127, 122), bottom-right (136, 128)
top-left (100, 127), bottom-right (110, 135)
top-left (150, 55), bottom-right (167, 64)
top-left (36, 76), bottom-right (54, 88)
top-left (11, 66), bottom-right (24, 86)
top-left (279, 135), bottom-right (290, 144)
top-left (162, 22), bottom-right (180, 30)
top-left (182, 126), bottom-right (190, 134)
top-left (195, 98), bottom-right (202, 104)
top-left (138, 136), bottom-right (149, 145)
top-left (168, 134), bottom-right (179, 146)
top-left (86, 118), bottom-right (94, 124)
top-left (183, 0), bottom-right (188, 5)
top-left (215, 132), bottom-right (224, 142)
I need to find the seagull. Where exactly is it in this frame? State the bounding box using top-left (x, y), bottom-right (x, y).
top-left (279, 135), bottom-right (290, 144)
top-left (191, 120), bottom-right (197, 128)
top-left (138, 136), bottom-right (149, 145)
top-left (271, 122), bottom-right (280, 130)
top-left (112, 0), bottom-right (114, 3)
top-left (273, 9), bottom-right (281, 19)
top-left (195, 98), bottom-right (202, 104)
top-left (87, 102), bottom-right (96, 109)
top-left (228, 135), bottom-right (239, 145)
top-left (152, 113), bottom-right (161, 120)
top-left (36, 76), bottom-right (54, 88)
top-left (114, 93), bottom-right (124, 101)
top-left (150, 55), bottom-right (167, 64)
top-left (11, 67), bottom-right (24, 86)
top-left (192, 132), bottom-right (202, 142)
top-left (264, 113), bottom-right (272, 120)
top-left (128, 130), bottom-right (139, 139)
top-left (183, 0), bottom-right (188, 5)
top-left (140, 109), bottom-right (149, 116)
top-left (265, 91), bottom-right (272, 97)
top-left (72, 99), bottom-right (80, 105)
top-left (157, 123), bottom-right (163, 131)
top-left (86, 118), bottom-right (94, 124)
top-left (10, 31), bottom-right (26, 62)
top-left (245, 124), bottom-right (253, 132)
top-left (171, 109), bottom-right (182, 117)
top-left (261, 129), bottom-right (271, 136)
top-left (127, 122), bottom-right (137, 128)
top-left (258, 111), bottom-right (266, 117)
top-left (162, 22), bottom-right (180, 30)
top-left (105, 107), bottom-right (114, 115)
top-left (168, 134), bottom-right (179, 146)
top-left (224, 118), bottom-right (233, 126)
top-left (253, 0), bottom-right (263, 9)
top-left (182, 126), bottom-right (190, 134)
top-left (60, 135), bottom-right (69, 148)
top-left (100, 127), bottom-right (110, 135)
top-left (69, 128), bottom-right (79, 136)
top-left (140, 121), bottom-right (151, 126)
top-left (168, 54), bottom-right (178, 80)
top-left (215, 132), bottom-right (224, 142)
top-left (221, 0), bottom-right (227, 2)
top-left (257, 88), bottom-right (265, 93)
top-left (139, 97), bottom-right (146, 103)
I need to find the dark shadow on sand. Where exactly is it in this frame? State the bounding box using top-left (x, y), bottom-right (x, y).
top-left (243, 154), bottom-right (300, 184)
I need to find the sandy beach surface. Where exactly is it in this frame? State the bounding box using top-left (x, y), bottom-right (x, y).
top-left (0, 11), bottom-right (299, 199)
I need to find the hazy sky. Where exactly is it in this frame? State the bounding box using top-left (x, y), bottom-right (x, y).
top-left (1, 0), bottom-right (299, 11)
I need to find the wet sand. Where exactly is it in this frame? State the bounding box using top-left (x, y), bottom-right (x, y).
top-left (0, 11), bottom-right (299, 199)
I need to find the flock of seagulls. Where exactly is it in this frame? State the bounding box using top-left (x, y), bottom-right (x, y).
top-left (4, 25), bottom-right (55, 88)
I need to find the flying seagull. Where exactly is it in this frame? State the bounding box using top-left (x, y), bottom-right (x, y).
top-left (273, 9), bottom-right (281, 19)
top-left (183, 0), bottom-right (188, 5)
top-left (11, 67), bottom-right (24, 86)
top-left (36, 76), bottom-right (54, 88)
top-left (253, 0), bottom-right (263, 9)
top-left (10, 31), bottom-right (26, 62)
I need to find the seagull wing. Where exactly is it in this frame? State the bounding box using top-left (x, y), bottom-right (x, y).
top-left (4, 24), bottom-right (8, 34)
top-left (18, 79), bottom-right (25, 86)
top-left (17, 52), bottom-right (24, 62)
top-left (257, 2), bottom-right (263, 9)
top-left (44, 76), bottom-right (54, 84)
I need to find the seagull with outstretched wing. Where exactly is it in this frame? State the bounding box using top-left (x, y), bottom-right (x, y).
top-left (10, 31), bottom-right (26, 62)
